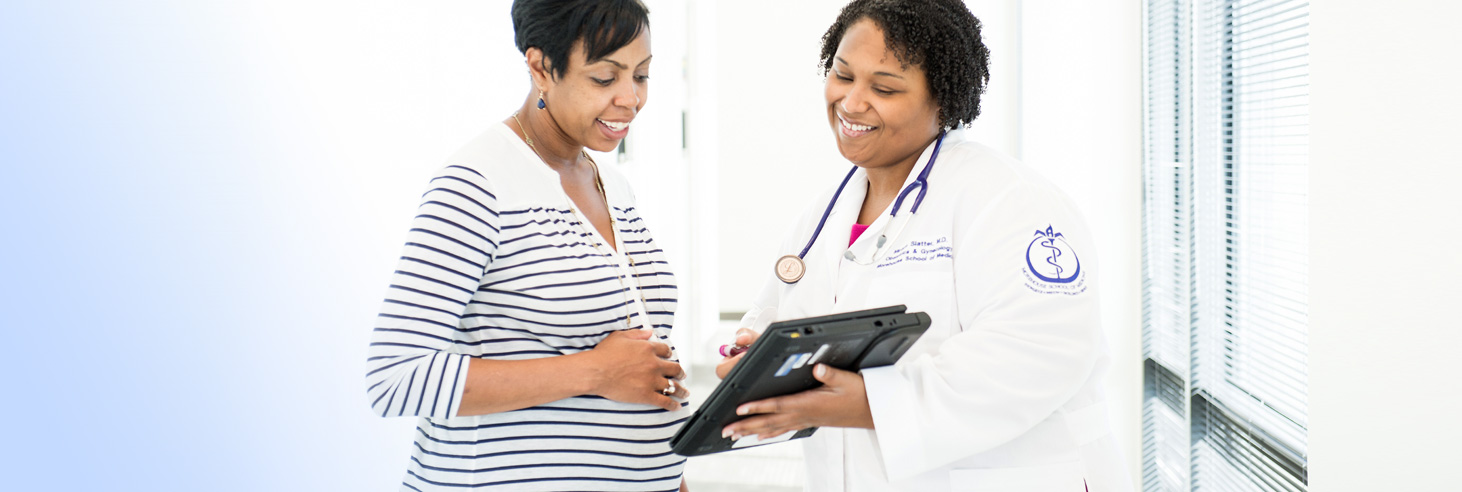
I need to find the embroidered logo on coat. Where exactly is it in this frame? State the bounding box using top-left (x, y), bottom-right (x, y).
top-left (1023, 225), bottom-right (1087, 295)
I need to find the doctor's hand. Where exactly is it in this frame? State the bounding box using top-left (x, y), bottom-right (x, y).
top-left (720, 364), bottom-right (874, 441)
top-left (714, 328), bottom-right (759, 379)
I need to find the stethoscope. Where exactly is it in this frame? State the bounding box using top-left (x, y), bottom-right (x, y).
top-left (774, 132), bottom-right (947, 284)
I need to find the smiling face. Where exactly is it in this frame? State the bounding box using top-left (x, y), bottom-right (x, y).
top-left (825, 19), bottom-right (941, 170)
top-left (540, 29), bottom-right (652, 152)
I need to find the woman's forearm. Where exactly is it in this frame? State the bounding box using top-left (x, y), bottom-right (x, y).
top-left (455, 329), bottom-right (687, 416)
top-left (455, 353), bottom-right (598, 416)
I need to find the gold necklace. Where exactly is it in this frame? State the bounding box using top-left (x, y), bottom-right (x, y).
top-left (512, 111), bottom-right (607, 199)
top-left (511, 111), bottom-right (644, 330)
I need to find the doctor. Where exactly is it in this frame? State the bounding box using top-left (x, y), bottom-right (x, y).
top-left (716, 0), bottom-right (1133, 491)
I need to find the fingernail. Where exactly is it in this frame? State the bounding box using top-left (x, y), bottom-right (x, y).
top-left (737, 406), bottom-right (749, 416)
top-left (815, 364), bottom-right (827, 378)
top-left (731, 433), bottom-right (742, 441)
top-left (722, 428), bottom-right (733, 439)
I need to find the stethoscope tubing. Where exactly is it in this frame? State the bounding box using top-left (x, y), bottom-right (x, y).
top-left (797, 167), bottom-right (859, 259)
top-left (794, 132), bottom-right (947, 260)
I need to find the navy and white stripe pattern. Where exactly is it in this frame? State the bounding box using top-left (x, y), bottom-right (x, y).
top-left (367, 125), bottom-right (685, 491)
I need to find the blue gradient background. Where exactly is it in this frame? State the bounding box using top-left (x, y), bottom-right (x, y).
top-left (1, 1), bottom-right (526, 489)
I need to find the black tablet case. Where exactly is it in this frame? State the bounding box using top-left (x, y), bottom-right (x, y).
top-left (670, 305), bottom-right (930, 456)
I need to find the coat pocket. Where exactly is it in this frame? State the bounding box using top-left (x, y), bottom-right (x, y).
top-left (948, 461), bottom-right (1086, 492)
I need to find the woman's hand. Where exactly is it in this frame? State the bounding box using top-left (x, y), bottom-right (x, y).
top-left (581, 329), bottom-right (688, 411)
top-left (719, 364), bottom-right (874, 441)
top-left (714, 328), bottom-right (760, 379)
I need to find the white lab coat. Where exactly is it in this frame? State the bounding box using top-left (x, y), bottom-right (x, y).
top-left (739, 129), bottom-right (1134, 492)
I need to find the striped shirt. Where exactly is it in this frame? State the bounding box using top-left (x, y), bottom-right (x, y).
top-left (366, 124), bottom-right (686, 491)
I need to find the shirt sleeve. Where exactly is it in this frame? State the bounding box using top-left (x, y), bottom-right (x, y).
top-left (365, 164), bottom-right (500, 419)
top-left (737, 276), bottom-right (782, 334)
top-left (864, 180), bottom-right (1104, 479)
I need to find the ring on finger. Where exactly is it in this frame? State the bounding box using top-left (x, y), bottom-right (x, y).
top-left (662, 379), bottom-right (676, 396)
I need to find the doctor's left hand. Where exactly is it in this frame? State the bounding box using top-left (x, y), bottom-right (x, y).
top-left (720, 363), bottom-right (874, 441)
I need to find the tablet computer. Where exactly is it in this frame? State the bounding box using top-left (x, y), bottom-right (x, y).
top-left (670, 305), bottom-right (930, 457)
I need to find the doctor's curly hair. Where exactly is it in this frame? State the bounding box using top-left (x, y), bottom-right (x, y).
top-left (819, 0), bottom-right (991, 131)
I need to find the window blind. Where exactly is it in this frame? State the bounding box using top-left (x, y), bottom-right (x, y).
top-left (1141, 0), bottom-right (1192, 489)
top-left (1142, 0), bottom-right (1308, 490)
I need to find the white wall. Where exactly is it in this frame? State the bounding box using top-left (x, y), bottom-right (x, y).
top-left (1309, 1), bottom-right (1462, 489)
top-left (712, 0), bottom-right (851, 314)
top-left (962, 0), bottom-right (1025, 159)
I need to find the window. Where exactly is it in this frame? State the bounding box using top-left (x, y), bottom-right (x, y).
top-left (1142, 1), bottom-right (1309, 491)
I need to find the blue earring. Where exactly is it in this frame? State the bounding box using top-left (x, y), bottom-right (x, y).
top-left (537, 90), bottom-right (546, 110)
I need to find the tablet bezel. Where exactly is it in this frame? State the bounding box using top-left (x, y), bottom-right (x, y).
top-left (669, 305), bottom-right (930, 457)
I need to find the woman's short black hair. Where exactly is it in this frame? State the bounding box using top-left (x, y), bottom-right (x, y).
top-left (511, 0), bottom-right (650, 80)
top-left (819, 0), bottom-right (991, 130)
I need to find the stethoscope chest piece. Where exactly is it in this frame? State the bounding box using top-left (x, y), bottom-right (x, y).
top-left (775, 254), bottom-right (806, 284)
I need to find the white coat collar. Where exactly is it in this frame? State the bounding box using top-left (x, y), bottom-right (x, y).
top-left (834, 132), bottom-right (950, 251)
